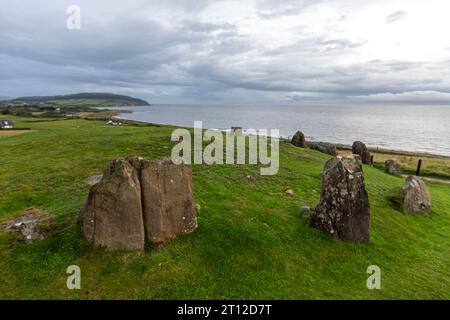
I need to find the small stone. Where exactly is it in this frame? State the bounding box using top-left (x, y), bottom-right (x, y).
top-left (299, 206), bottom-right (311, 214)
top-left (285, 189), bottom-right (294, 195)
top-left (385, 159), bottom-right (401, 176)
top-left (403, 176), bottom-right (431, 214)
top-left (86, 174), bottom-right (103, 186)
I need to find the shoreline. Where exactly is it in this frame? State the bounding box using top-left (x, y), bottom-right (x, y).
top-left (112, 114), bottom-right (450, 160)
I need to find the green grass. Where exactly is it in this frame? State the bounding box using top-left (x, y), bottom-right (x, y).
top-left (0, 115), bottom-right (449, 299)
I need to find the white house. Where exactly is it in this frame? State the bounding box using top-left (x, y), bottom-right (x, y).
top-left (0, 120), bottom-right (14, 129)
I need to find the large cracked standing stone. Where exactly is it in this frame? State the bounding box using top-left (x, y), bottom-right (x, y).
top-left (352, 141), bottom-right (371, 164)
top-left (80, 157), bottom-right (197, 251)
top-left (139, 158), bottom-right (197, 244)
top-left (81, 158), bottom-right (145, 251)
top-left (291, 131), bottom-right (307, 148)
top-left (403, 175), bottom-right (431, 214)
top-left (311, 155), bottom-right (371, 243)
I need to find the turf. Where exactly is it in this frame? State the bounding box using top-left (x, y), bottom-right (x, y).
top-left (0, 116), bottom-right (449, 299)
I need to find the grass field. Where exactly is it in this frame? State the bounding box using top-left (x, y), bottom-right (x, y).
top-left (0, 115), bottom-right (449, 299)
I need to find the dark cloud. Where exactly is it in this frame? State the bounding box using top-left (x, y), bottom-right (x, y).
top-left (0, 1), bottom-right (449, 104)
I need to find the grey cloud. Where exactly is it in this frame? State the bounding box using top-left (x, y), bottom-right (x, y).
top-left (0, 1), bottom-right (449, 104)
top-left (386, 10), bottom-right (407, 23)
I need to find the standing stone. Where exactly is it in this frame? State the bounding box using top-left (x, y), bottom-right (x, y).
top-left (308, 141), bottom-right (337, 156)
top-left (311, 155), bottom-right (371, 243)
top-left (352, 141), bottom-right (371, 164)
top-left (80, 157), bottom-right (198, 251)
top-left (403, 176), bottom-right (431, 214)
top-left (385, 159), bottom-right (401, 176)
top-left (291, 131), bottom-right (307, 148)
top-left (81, 158), bottom-right (145, 251)
top-left (139, 158), bottom-right (198, 245)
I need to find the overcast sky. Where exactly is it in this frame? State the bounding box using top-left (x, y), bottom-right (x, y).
top-left (1, 0), bottom-right (450, 104)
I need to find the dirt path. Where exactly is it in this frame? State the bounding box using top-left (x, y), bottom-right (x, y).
top-left (0, 130), bottom-right (32, 138)
top-left (401, 174), bottom-right (450, 185)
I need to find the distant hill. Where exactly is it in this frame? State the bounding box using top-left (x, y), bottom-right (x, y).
top-left (8, 92), bottom-right (150, 107)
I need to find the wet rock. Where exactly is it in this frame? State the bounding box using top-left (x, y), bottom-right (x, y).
top-left (352, 141), bottom-right (371, 164)
top-left (403, 175), bottom-right (431, 214)
top-left (308, 141), bottom-right (337, 156)
top-left (291, 131), bottom-right (307, 148)
top-left (385, 159), bottom-right (401, 176)
top-left (311, 155), bottom-right (371, 243)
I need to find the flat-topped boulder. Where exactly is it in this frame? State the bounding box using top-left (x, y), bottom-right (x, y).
top-left (291, 131), bottom-right (307, 148)
top-left (308, 141), bottom-right (337, 156)
top-left (352, 141), bottom-right (371, 164)
top-left (385, 159), bottom-right (401, 176)
top-left (80, 157), bottom-right (197, 251)
top-left (311, 155), bottom-right (371, 243)
top-left (403, 175), bottom-right (431, 214)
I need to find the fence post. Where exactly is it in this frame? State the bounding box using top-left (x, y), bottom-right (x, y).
top-left (416, 159), bottom-right (422, 176)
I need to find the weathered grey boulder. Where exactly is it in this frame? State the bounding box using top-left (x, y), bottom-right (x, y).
top-left (308, 141), bottom-right (337, 156)
top-left (403, 176), bottom-right (431, 214)
top-left (311, 155), bottom-right (371, 243)
top-left (81, 158), bottom-right (145, 251)
top-left (80, 157), bottom-right (197, 251)
top-left (291, 131), bottom-right (307, 148)
top-left (139, 158), bottom-right (197, 245)
top-left (385, 159), bottom-right (401, 176)
top-left (352, 141), bottom-right (371, 164)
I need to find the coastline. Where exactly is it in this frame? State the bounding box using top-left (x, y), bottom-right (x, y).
top-left (112, 114), bottom-right (450, 160)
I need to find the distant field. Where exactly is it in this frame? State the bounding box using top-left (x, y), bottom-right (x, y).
top-left (339, 149), bottom-right (450, 180)
top-left (0, 115), bottom-right (449, 299)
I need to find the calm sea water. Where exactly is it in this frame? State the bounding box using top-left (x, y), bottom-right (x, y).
top-left (111, 104), bottom-right (450, 156)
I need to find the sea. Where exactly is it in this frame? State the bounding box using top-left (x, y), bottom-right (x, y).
top-left (109, 104), bottom-right (450, 157)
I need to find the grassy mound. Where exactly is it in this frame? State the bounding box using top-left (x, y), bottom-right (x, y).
top-left (0, 116), bottom-right (449, 299)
